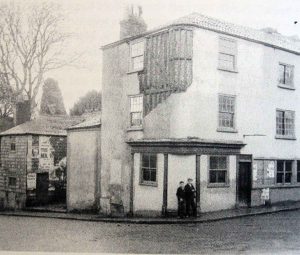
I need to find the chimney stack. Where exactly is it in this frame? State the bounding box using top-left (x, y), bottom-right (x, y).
top-left (120, 5), bottom-right (147, 39)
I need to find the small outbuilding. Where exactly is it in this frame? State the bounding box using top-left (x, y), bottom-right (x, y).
top-left (66, 114), bottom-right (101, 212)
top-left (0, 115), bottom-right (83, 210)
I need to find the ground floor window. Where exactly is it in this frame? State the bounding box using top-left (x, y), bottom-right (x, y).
top-left (209, 156), bottom-right (228, 185)
top-left (276, 160), bottom-right (292, 184)
top-left (140, 154), bottom-right (157, 185)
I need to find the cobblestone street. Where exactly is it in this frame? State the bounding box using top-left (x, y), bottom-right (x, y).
top-left (1, 210), bottom-right (300, 254)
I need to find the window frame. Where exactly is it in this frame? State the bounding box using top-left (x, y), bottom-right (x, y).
top-left (8, 176), bottom-right (17, 187)
top-left (275, 109), bottom-right (296, 140)
top-left (208, 155), bottom-right (230, 187)
top-left (129, 39), bottom-right (145, 72)
top-left (297, 160), bottom-right (300, 183)
top-left (278, 62), bottom-right (295, 89)
top-left (140, 153), bottom-right (158, 186)
top-left (276, 160), bottom-right (293, 185)
top-left (217, 94), bottom-right (237, 133)
top-left (218, 37), bottom-right (238, 72)
top-left (128, 94), bottom-right (143, 129)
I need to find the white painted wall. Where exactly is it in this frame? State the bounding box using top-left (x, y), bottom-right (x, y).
top-left (67, 129), bottom-right (100, 211)
top-left (167, 154), bottom-right (196, 211)
top-left (157, 28), bottom-right (300, 159)
top-left (133, 153), bottom-right (164, 214)
top-left (200, 155), bottom-right (237, 212)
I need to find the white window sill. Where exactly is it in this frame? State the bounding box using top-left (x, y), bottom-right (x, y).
top-left (217, 67), bottom-right (238, 73)
top-left (127, 126), bottom-right (143, 132)
top-left (278, 84), bottom-right (295, 90)
top-left (127, 68), bottom-right (144, 74)
top-left (207, 183), bottom-right (230, 188)
top-left (275, 135), bottom-right (296, 140)
top-left (139, 181), bottom-right (158, 187)
top-left (217, 128), bottom-right (238, 133)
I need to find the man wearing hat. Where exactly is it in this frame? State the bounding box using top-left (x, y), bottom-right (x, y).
top-left (184, 178), bottom-right (197, 217)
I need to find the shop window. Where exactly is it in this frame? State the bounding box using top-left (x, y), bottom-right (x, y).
top-left (218, 94), bottom-right (236, 131)
top-left (276, 160), bottom-right (293, 184)
top-left (276, 110), bottom-right (295, 139)
top-left (140, 154), bottom-right (157, 185)
top-left (209, 156), bottom-right (228, 185)
top-left (279, 63), bottom-right (294, 88)
top-left (130, 40), bottom-right (144, 71)
top-left (218, 37), bottom-right (237, 72)
top-left (129, 95), bottom-right (143, 128)
top-left (8, 177), bottom-right (16, 187)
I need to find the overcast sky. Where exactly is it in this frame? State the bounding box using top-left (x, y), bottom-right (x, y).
top-left (17, 0), bottom-right (300, 111)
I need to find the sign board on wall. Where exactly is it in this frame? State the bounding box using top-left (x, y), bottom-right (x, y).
top-left (27, 173), bottom-right (36, 190)
top-left (266, 161), bottom-right (275, 178)
top-left (261, 188), bottom-right (270, 200)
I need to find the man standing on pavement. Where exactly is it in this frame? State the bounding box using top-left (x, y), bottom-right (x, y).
top-left (184, 178), bottom-right (197, 217)
top-left (176, 181), bottom-right (186, 218)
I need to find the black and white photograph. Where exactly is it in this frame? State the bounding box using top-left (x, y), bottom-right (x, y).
top-left (0, 0), bottom-right (300, 254)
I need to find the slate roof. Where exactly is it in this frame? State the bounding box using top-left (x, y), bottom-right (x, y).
top-left (67, 113), bottom-right (101, 130)
top-left (0, 115), bottom-right (84, 136)
top-left (102, 12), bottom-right (300, 54)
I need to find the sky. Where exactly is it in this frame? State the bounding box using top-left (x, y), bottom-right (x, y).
top-left (12, 0), bottom-right (300, 112)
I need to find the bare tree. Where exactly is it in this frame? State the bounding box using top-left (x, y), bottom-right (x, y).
top-left (0, 2), bottom-right (73, 118)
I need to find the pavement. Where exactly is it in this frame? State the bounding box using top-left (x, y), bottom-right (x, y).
top-left (1, 200), bottom-right (300, 224)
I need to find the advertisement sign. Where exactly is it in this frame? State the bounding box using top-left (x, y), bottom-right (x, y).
top-left (266, 161), bottom-right (275, 178)
top-left (261, 188), bottom-right (270, 200)
top-left (252, 162), bottom-right (258, 181)
top-left (27, 173), bottom-right (36, 190)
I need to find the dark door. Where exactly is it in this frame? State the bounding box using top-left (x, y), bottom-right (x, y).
top-left (238, 162), bottom-right (252, 207)
top-left (36, 173), bottom-right (49, 205)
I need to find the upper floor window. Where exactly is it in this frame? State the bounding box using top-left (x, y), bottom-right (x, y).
top-left (140, 153), bottom-right (157, 185)
top-left (218, 94), bottom-right (236, 131)
top-left (130, 41), bottom-right (144, 71)
top-left (129, 95), bottom-right (143, 127)
top-left (209, 156), bottom-right (228, 185)
top-left (279, 63), bottom-right (294, 88)
top-left (276, 110), bottom-right (295, 139)
top-left (218, 37), bottom-right (237, 72)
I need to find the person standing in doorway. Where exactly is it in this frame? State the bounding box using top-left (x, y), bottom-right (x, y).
top-left (184, 178), bottom-right (197, 217)
top-left (176, 181), bottom-right (185, 218)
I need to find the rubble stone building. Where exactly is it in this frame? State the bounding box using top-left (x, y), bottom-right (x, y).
top-left (100, 10), bottom-right (300, 217)
top-left (0, 115), bottom-right (82, 210)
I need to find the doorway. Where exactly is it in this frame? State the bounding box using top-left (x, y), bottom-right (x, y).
top-left (238, 162), bottom-right (252, 207)
top-left (36, 173), bottom-right (49, 205)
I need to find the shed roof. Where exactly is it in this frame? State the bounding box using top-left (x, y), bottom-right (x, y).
top-left (0, 115), bottom-right (84, 137)
top-left (102, 12), bottom-right (300, 54)
top-left (67, 114), bottom-right (101, 130)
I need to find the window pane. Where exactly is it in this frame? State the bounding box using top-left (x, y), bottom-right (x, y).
top-left (285, 161), bottom-right (293, 172)
top-left (210, 157), bottom-right (218, 169)
top-left (130, 96), bottom-right (143, 112)
top-left (131, 41), bottom-right (144, 57)
top-left (219, 53), bottom-right (234, 70)
top-left (277, 172), bottom-right (284, 183)
top-left (142, 168), bottom-right (150, 181)
top-left (149, 155), bottom-right (157, 168)
top-left (150, 169), bottom-right (157, 182)
top-left (277, 160), bottom-right (284, 172)
top-left (131, 112), bottom-right (142, 126)
top-left (210, 171), bottom-right (217, 183)
top-left (285, 173), bottom-right (292, 183)
top-left (142, 154), bottom-right (150, 168)
top-left (217, 171), bottom-right (226, 183)
top-left (279, 64), bottom-right (285, 84)
top-left (132, 55), bottom-right (144, 70)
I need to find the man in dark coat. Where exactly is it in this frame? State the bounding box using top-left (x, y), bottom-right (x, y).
top-left (184, 178), bottom-right (197, 217)
top-left (176, 181), bottom-right (185, 218)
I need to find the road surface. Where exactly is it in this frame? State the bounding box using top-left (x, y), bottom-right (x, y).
top-left (1, 210), bottom-right (300, 254)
